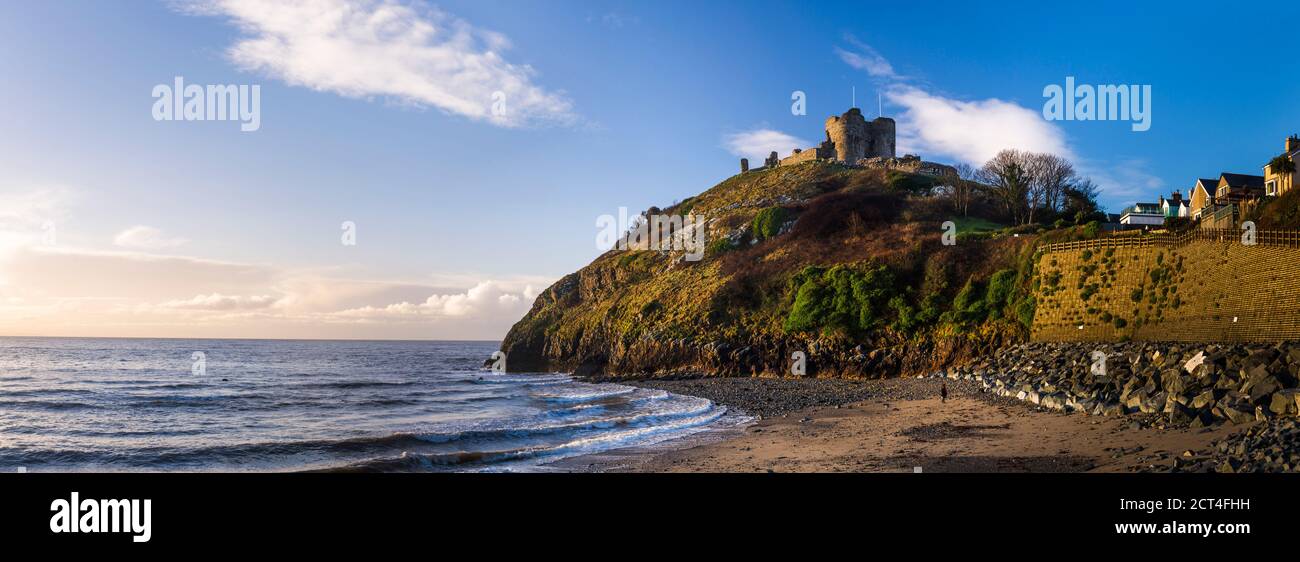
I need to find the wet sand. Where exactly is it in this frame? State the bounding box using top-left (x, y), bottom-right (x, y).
top-left (563, 378), bottom-right (1245, 473)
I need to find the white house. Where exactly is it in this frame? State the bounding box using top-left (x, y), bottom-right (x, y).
top-left (1119, 202), bottom-right (1165, 226)
top-left (1159, 191), bottom-right (1189, 218)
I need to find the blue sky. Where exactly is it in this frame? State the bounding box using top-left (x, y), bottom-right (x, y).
top-left (1, 0), bottom-right (1297, 339)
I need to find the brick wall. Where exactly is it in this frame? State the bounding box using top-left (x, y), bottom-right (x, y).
top-left (1032, 231), bottom-right (1300, 342)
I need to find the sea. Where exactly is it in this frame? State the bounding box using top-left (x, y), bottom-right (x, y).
top-left (0, 337), bottom-right (745, 472)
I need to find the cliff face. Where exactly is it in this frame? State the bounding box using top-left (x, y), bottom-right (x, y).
top-left (500, 161), bottom-right (1038, 378)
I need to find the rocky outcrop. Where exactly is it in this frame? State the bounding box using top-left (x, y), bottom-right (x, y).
top-left (1186, 420), bottom-right (1300, 473)
top-left (930, 341), bottom-right (1300, 428)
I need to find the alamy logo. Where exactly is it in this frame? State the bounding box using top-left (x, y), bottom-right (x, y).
top-left (50, 492), bottom-right (151, 543)
top-left (790, 351), bottom-right (807, 376)
top-left (596, 207), bottom-right (707, 262)
top-left (1042, 77), bottom-right (1151, 132)
top-left (152, 76), bottom-right (261, 132)
top-left (941, 221), bottom-right (957, 246)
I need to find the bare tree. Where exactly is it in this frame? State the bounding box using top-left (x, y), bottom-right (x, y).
top-left (937, 163), bottom-right (979, 216)
top-left (1062, 177), bottom-right (1104, 223)
top-left (978, 149), bottom-right (1035, 225)
top-left (1028, 153), bottom-right (1075, 216)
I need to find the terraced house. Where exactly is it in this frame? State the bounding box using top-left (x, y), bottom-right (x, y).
top-left (1189, 177), bottom-right (1220, 220)
top-left (1263, 135), bottom-right (1300, 197)
top-left (1188, 172), bottom-right (1266, 229)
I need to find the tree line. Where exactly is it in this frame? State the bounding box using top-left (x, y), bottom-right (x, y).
top-left (937, 149), bottom-right (1105, 227)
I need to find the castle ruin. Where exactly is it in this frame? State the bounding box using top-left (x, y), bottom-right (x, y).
top-left (742, 107), bottom-right (954, 178)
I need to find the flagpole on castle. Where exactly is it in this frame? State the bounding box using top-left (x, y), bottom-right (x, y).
top-left (852, 86), bottom-right (856, 109)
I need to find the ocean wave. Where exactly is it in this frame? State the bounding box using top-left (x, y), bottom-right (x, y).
top-left (405, 397), bottom-right (718, 444)
top-left (531, 385), bottom-right (637, 402)
top-left (295, 380), bottom-right (418, 390)
top-left (332, 407), bottom-right (730, 472)
top-left (0, 399), bottom-right (102, 410)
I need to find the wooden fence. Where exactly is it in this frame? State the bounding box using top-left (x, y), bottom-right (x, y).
top-left (1042, 229), bottom-right (1300, 253)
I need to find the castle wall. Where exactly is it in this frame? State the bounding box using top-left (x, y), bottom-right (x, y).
top-left (780, 149), bottom-right (821, 166)
top-left (865, 117), bottom-right (896, 159)
top-left (825, 109), bottom-right (868, 163)
top-left (1031, 233), bottom-right (1300, 342)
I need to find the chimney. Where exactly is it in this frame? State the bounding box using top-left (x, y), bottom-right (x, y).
top-left (1288, 135), bottom-right (1300, 154)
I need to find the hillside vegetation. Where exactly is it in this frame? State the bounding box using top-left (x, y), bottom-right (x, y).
top-left (501, 161), bottom-right (1103, 378)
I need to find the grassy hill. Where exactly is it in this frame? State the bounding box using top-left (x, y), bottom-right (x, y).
top-left (501, 160), bottom-right (1098, 378)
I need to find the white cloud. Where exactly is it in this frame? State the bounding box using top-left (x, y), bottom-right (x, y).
top-left (186, 0), bottom-right (577, 128)
top-left (113, 225), bottom-right (189, 249)
top-left (834, 35), bottom-right (898, 79)
top-left (0, 187), bottom-right (69, 259)
top-left (0, 238), bottom-right (550, 338)
top-left (334, 280), bottom-right (537, 320)
top-left (724, 129), bottom-right (811, 164)
top-left (838, 37), bottom-right (1162, 207)
top-left (886, 84), bottom-right (1073, 166)
top-left (157, 293), bottom-right (280, 310)
top-left (0, 187), bottom-right (70, 229)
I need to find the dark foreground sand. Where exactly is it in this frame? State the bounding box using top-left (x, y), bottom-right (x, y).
top-left (557, 377), bottom-right (1244, 473)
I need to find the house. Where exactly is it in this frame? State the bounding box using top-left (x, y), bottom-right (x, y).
top-left (1189, 178), bottom-right (1219, 219)
top-left (1262, 135), bottom-right (1300, 197)
top-left (1191, 173), bottom-right (1266, 230)
top-left (1159, 191), bottom-right (1189, 218)
top-left (1214, 172), bottom-right (1266, 204)
top-left (1119, 202), bottom-right (1164, 226)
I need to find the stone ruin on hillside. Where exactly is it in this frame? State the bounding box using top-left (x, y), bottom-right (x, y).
top-left (742, 107), bottom-right (955, 178)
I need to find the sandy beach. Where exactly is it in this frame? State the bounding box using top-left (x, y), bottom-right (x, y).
top-left (565, 377), bottom-right (1244, 473)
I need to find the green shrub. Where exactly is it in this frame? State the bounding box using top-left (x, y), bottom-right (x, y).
top-left (916, 293), bottom-right (944, 326)
top-left (889, 295), bottom-right (918, 332)
top-left (1080, 284), bottom-right (1098, 302)
top-left (705, 237), bottom-right (735, 256)
top-left (751, 206), bottom-right (788, 242)
top-left (1015, 297), bottom-right (1036, 329)
top-left (985, 269), bottom-right (1016, 319)
top-left (1044, 271), bottom-right (1062, 288)
top-left (942, 276), bottom-right (988, 325)
top-left (886, 170), bottom-right (936, 194)
top-left (1082, 221), bottom-right (1100, 238)
top-left (784, 263), bottom-right (899, 335)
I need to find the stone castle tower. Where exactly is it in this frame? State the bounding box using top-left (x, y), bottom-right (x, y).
top-left (746, 107), bottom-right (898, 172)
top-left (824, 107), bottom-right (895, 162)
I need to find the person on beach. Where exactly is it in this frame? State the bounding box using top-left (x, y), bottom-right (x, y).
top-left (940, 381), bottom-right (948, 403)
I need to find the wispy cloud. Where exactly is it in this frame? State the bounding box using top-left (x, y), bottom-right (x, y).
top-left (587, 12), bottom-right (639, 29)
top-left (183, 0), bottom-right (577, 128)
top-left (334, 280), bottom-right (538, 320)
top-left (113, 225), bottom-right (189, 249)
top-left (0, 238), bottom-right (549, 338)
top-left (837, 36), bottom-right (1159, 206)
top-left (834, 35), bottom-right (899, 79)
top-left (156, 293), bottom-right (280, 311)
top-left (723, 129), bottom-right (811, 164)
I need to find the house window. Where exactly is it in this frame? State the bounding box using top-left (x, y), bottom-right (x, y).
top-left (1267, 180), bottom-right (1278, 196)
